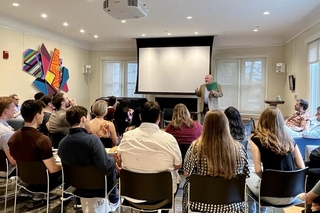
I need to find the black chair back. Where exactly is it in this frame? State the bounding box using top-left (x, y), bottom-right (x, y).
top-left (62, 164), bottom-right (105, 190)
top-left (49, 133), bottom-right (66, 148)
top-left (7, 119), bottom-right (24, 131)
top-left (16, 160), bottom-right (47, 185)
top-left (0, 150), bottom-right (7, 172)
top-left (260, 168), bottom-right (308, 197)
top-left (189, 174), bottom-right (246, 205)
top-left (120, 169), bottom-right (172, 202)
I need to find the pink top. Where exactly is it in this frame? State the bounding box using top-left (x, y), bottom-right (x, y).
top-left (165, 121), bottom-right (202, 144)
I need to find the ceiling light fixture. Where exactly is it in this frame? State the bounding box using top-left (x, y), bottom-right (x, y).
top-left (12, 3), bottom-right (19, 7)
top-left (263, 11), bottom-right (270, 15)
top-left (194, 32), bottom-right (198, 35)
top-left (94, 35), bottom-right (98, 38)
top-left (63, 22), bottom-right (68, 26)
top-left (121, 20), bottom-right (126, 23)
top-left (187, 16), bottom-right (192, 19)
top-left (167, 33), bottom-right (171, 36)
top-left (253, 29), bottom-right (258, 32)
top-left (41, 14), bottom-right (48, 18)
top-left (80, 29), bottom-right (85, 33)
top-left (142, 34), bottom-right (146, 37)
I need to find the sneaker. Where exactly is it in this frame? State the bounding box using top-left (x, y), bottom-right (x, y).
top-left (110, 202), bottom-right (119, 212)
top-left (60, 193), bottom-right (74, 202)
top-left (73, 204), bottom-right (82, 209)
top-left (18, 188), bottom-right (33, 198)
top-left (32, 193), bottom-right (58, 201)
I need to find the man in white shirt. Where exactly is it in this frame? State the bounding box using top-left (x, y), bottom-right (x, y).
top-left (118, 101), bottom-right (182, 195)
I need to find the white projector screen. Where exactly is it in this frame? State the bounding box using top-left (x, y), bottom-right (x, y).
top-left (136, 36), bottom-right (214, 94)
top-left (137, 46), bottom-right (210, 94)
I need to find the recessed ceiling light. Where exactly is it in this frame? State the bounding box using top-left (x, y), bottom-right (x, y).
top-left (263, 11), bottom-right (270, 15)
top-left (194, 32), bottom-right (198, 35)
top-left (187, 16), bottom-right (192, 19)
top-left (253, 29), bottom-right (258, 32)
top-left (80, 29), bottom-right (85, 33)
top-left (142, 34), bottom-right (146, 37)
top-left (63, 22), bottom-right (68, 26)
top-left (167, 33), bottom-right (171, 36)
top-left (12, 3), bottom-right (19, 7)
top-left (121, 20), bottom-right (126, 23)
top-left (94, 35), bottom-right (98, 38)
top-left (41, 14), bottom-right (47, 18)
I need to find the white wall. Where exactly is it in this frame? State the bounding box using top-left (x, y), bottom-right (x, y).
top-left (0, 27), bottom-right (91, 109)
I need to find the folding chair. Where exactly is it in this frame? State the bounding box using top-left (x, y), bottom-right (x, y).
top-left (188, 174), bottom-right (247, 212)
top-left (14, 160), bottom-right (53, 213)
top-left (61, 164), bottom-right (117, 213)
top-left (119, 169), bottom-right (175, 213)
top-left (247, 167), bottom-right (309, 213)
top-left (0, 150), bottom-right (9, 212)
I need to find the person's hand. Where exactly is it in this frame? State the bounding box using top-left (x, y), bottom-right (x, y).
top-left (195, 88), bottom-right (199, 93)
top-left (69, 98), bottom-right (77, 107)
top-left (113, 152), bottom-right (122, 174)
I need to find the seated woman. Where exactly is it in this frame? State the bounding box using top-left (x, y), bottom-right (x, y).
top-left (89, 100), bottom-right (118, 148)
top-left (114, 98), bottom-right (132, 136)
top-left (165, 104), bottom-right (202, 165)
top-left (105, 96), bottom-right (117, 121)
top-left (224, 106), bottom-right (247, 150)
top-left (183, 110), bottom-right (249, 213)
top-left (125, 107), bottom-right (141, 132)
top-left (247, 106), bottom-right (305, 213)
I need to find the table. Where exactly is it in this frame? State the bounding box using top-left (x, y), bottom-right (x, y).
top-left (264, 100), bottom-right (285, 107)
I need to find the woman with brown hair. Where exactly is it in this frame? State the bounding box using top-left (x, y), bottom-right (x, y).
top-left (182, 110), bottom-right (249, 213)
top-left (89, 100), bottom-right (118, 148)
top-left (247, 106), bottom-right (304, 212)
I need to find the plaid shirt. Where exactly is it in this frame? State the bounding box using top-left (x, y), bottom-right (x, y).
top-left (182, 141), bottom-right (249, 213)
top-left (286, 111), bottom-right (310, 131)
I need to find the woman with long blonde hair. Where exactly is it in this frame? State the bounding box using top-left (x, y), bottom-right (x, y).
top-left (247, 106), bottom-right (304, 212)
top-left (182, 110), bottom-right (249, 213)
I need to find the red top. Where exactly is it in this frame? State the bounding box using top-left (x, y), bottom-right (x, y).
top-left (105, 107), bottom-right (115, 121)
top-left (165, 121), bottom-right (203, 144)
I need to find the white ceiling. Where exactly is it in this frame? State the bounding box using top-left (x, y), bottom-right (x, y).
top-left (1, 0), bottom-right (320, 50)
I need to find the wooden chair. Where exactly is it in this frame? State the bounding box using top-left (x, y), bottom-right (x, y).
top-left (61, 164), bottom-right (117, 213)
top-left (119, 169), bottom-right (175, 213)
top-left (188, 174), bottom-right (247, 212)
top-left (247, 168), bottom-right (308, 213)
top-left (14, 160), bottom-right (52, 213)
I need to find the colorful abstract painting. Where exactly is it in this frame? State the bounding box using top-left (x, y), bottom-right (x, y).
top-left (22, 43), bottom-right (69, 96)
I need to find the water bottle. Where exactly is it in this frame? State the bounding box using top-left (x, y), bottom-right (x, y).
top-left (276, 95), bottom-right (282, 102)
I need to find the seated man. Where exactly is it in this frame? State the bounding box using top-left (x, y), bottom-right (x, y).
top-left (0, 97), bottom-right (16, 177)
top-left (285, 99), bottom-right (310, 137)
top-left (117, 101), bottom-right (182, 207)
top-left (58, 106), bottom-right (118, 212)
top-left (9, 94), bottom-right (22, 119)
top-left (8, 100), bottom-right (61, 200)
top-left (37, 95), bottom-right (54, 136)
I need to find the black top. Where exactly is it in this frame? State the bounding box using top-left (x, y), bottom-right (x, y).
top-left (251, 134), bottom-right (296, 171)
top-left (37, 112), bottom-right (51, 136)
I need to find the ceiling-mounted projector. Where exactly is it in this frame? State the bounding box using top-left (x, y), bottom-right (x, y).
top-left (103, 0), bottom-right (147, 19)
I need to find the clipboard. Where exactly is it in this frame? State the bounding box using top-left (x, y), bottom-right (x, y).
top-left (206, 82), bottom-right (218, 91)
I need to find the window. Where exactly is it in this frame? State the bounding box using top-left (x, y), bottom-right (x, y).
top-left (308, 39), bottom-right (320, 114)
top-left (101, 60), bottom-right (143, 97)
top-left (215, 58), bottom-right (266, 113)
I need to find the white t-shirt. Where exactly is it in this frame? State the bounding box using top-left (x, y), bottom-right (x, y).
top-left (118, 122), bottom-right (182, 193)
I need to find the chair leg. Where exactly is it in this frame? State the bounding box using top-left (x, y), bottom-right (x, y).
top-left (4, 174), bottom-right (8, 213)
top-left (13, 178), bottom-right (18, 213)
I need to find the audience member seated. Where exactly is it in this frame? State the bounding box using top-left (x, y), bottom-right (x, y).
top-left (58, 106), bottom-right (118, 211)
top-left (114, 98), bottom-right (132, 136)
top-left (315, 106), bottom-right (320, 121)
top-left (285, 99), bottom-right (310, 137)
top-left (125, 107), bottom-right (142, 132)
top-left (37, 95), bottom-right (54, 136)
top-left (224, 106), bottom-right (248, 150)
top-left (247, 106), bottom-right (305, 213)
top-left (9, 94), bottom-right (22, 119)
top-left (105, 96), bottom-right (117, 121)
top-left (89, 100), bottom-right (118, 148)
top-left (9, 100), bottom-right (61, 200)
top-left (117, 101), bottom-right (182, 206)
top-left (182, 110), bottom-right (249, 213)
top-left (165, 103), bottom-right (202, 168)
top-left (0, 97), bottom-right (16, 178)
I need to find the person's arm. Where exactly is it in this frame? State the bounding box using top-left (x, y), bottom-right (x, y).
top-left (43, 157), bottom-right (61, 173)
top-left (293, 145), bottom-right (305, 169)
top-left (109, 122), bottom-right (118, 146)
top-left (250, 141), bottom-right (263, 178)
top-left (195, 86), bottom-right (201, 97)
top-left (4, 149), bottom-right (16, 166)
top-left (92, 138), bottom-right (115, 175)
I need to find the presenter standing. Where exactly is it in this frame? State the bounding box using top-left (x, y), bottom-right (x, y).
top-left (195, 74), bottom-right (223, 123)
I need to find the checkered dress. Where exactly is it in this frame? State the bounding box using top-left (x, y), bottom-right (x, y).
top-left (182, 141), bottom-right (249, 213)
